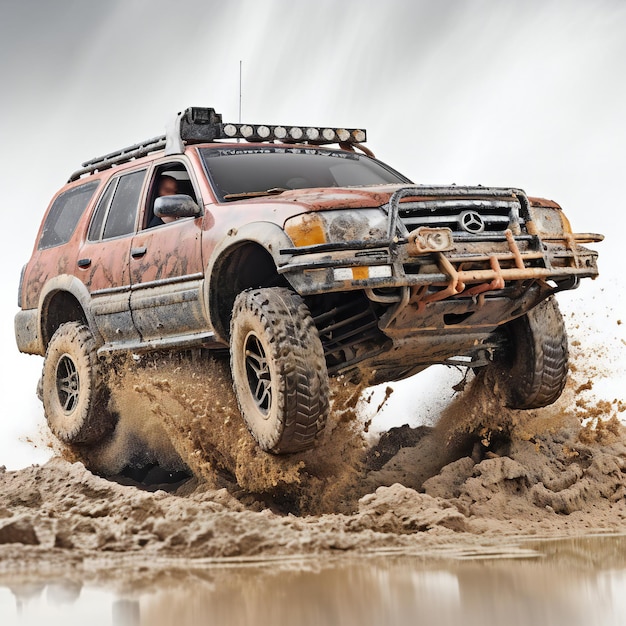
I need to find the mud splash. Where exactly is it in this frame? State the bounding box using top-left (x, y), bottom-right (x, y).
top-left (1, 402), bottom-right (625, 571)
top-left (80, 352), bottom-right (368, 515)
top-left (2, 313), bottom-right (626, 575)
top-left (68, 331), bottom-right (626, 523)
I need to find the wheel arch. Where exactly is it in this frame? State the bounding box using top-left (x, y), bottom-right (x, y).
top-left (38, 275), bottom-right (102, 350)
top-left (204, 223), bottom-right (296, 343)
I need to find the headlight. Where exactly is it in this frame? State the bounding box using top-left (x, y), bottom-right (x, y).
top-left (285, 209), bottom-right (388, 247)
top-left (528, 206), bottom-right (572, 236)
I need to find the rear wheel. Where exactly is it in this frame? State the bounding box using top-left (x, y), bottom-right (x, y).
top-left (488, 296), bottom-right (569, 409)
top-left (230, 287), bottom-right (330, 453)
top-left (42, 322), bottom-right (113, 445)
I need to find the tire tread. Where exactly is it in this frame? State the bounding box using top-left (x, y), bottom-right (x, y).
top-left (230, 288), bottom-right (329, 454)
top-left (42, 322), bottom-right (112, 444)
top-left (506, 296), bottom-right (569, 409)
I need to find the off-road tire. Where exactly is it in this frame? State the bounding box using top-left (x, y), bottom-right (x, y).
top-left (230, 287), bottom-right (330, 454)
top-left (491, 296), bottom-right (569, 409)
top-left (42, 322), bottom-right (113, 445)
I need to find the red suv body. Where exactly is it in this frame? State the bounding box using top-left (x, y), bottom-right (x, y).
top-left (15, 107), bottom-right (602, 454)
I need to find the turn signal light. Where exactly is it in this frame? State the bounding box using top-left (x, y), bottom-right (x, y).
top-left (285, 214), bottom-right (327, 247)
top-left (333, 266), bottom-right (392, 281)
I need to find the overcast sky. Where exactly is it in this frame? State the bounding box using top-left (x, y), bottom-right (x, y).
top-left (1, 0), bottom-right (624, 468)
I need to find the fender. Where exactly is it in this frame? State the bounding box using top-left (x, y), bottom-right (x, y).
top-left (203, 222), bottom-right (296, 342)
top-left (38, 275), bottom-right (104, 349)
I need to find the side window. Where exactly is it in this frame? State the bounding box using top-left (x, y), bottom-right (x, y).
top-left (88, 169), bottom-right (146, 241)
top-left (144, 162), bottom-right (199, 229)
top-left (88, 178), bottom-right (117, 241)
top-left (103, 170), bottom-right (146, 239)
top-left (38, 181), bottom-right (99, 249)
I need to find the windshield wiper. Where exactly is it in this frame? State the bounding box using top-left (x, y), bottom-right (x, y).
top-left (224, 187), bottom-right (289, 200)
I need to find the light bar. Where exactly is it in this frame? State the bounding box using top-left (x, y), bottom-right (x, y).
top-left (220, 122), bottom-right (367, 144)
top-left (162, 107), bottom-right (369, 157)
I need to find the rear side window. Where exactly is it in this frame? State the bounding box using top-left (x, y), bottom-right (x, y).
top-left (88, 169), bottom-right (146, 241)
top-left (38, 181), bottom-right (99, 249)
top-left (88, 179), bottom-right (116, 241)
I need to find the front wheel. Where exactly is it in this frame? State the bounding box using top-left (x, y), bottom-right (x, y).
top-left (487, 296), bottom-right (569, 409)
top-left (42, 322), bottom-right (113, 445)
top-left (230, 288), bottom-right (330, 454)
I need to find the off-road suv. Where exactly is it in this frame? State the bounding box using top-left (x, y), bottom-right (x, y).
top-left (15, 107), bottom-right (602, 454)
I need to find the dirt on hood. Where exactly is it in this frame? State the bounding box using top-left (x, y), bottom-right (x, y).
top-left (1, 331), bottom-right (625, 580)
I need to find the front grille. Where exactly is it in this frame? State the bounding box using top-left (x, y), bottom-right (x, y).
top-left (398, 198), bottom-right (524, 235)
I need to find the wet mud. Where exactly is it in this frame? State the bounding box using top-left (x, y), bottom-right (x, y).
top-left (1, 330), bottom-right (626, 579)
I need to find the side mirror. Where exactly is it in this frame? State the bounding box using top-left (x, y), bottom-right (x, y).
top-left (154, 194), bottom-right (201, 219)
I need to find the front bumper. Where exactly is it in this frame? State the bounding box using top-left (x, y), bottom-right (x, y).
top-left (278, 186), bottom-right (601, 300)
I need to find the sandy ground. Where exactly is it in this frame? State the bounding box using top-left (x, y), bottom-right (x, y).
top-left (1, 328), bottom-right (625, 585)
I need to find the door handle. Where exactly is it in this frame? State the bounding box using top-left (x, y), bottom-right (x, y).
top-left (131, 246), bottom-right (147, 258)
top-left (77, 258), bottom-right (91, 268)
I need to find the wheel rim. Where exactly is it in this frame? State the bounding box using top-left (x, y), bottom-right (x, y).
top-left (244, 332), bottom-right (272, 418)
top-left (55, 354), bottom-right (80, 414)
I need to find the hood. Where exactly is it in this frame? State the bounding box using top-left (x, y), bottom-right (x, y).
top-left (244, 185), bottom-right (405, 211)
top-left (236, 184), bottom-right (540, 212)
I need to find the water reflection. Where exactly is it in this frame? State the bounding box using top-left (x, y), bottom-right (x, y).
top-left (112, 599), bottom-right (140, 626)
top-left (2, 535), bottom-right (626, 626)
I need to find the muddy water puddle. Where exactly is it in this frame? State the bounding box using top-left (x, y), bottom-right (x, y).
top-left (2, 534), bottom-right (626, 626)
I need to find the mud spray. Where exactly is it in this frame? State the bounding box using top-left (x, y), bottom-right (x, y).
top-left (68, 327), bottom-right (626, 525)
top-left (1, 315), bottom-right (626, 575)
top-left (80, 351), bottom-right (369, 515)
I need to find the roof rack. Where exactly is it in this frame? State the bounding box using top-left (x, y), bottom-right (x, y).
top-left (68, 135), bottom-right (166, 181)
top-left (68, 107), bottom-right (367, 182)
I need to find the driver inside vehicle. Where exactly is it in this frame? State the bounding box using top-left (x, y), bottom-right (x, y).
top-left (148, 175), bottom-right (179, 227)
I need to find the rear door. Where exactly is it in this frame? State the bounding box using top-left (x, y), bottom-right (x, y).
top-left (129, 159), bottom-right (207, 345)
top-left (76, 168), bottom-right (147, 346)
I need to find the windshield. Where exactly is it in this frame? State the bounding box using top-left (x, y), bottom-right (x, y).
top-left (199, 146), bottom-right (411, 201)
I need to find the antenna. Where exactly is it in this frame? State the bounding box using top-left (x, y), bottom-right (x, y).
top-left (238, 60), bottom-right (242, 143)
top-left (238, 60), bottom-right (242, 123)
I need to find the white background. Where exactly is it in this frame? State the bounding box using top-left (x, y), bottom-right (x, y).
top-left (1, 0), bottom-right (624, 469)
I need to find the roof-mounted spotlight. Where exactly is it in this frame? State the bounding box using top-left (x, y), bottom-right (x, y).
top-left (170, 107), bottom-right (367, 148)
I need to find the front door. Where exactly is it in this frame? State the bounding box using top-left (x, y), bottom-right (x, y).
top-left (129, 161), bottom-right (207, 345)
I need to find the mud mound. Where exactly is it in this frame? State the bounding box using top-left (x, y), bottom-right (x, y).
top-left (362, 372), bottom-right (517, 494)
top-left (362, 371), bottom-right (626, 533)
top-left (422, 425), bottom-right (626, 531)
top-left (2, 409), bottom-right (626, 572)
top-left (355, 484), bottom-right (469, 533)
top-left (0, 458), bottom-right (464, 562)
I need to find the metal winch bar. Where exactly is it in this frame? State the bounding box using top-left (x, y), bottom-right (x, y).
top-left (385, 186), bottom-right (528, 241)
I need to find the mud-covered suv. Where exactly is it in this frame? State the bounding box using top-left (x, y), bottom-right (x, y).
top-left (15, 107), bottom-right (602, 454)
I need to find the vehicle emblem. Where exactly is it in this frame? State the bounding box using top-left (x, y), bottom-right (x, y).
top-left (459, 211), bottom-right (485, 234)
